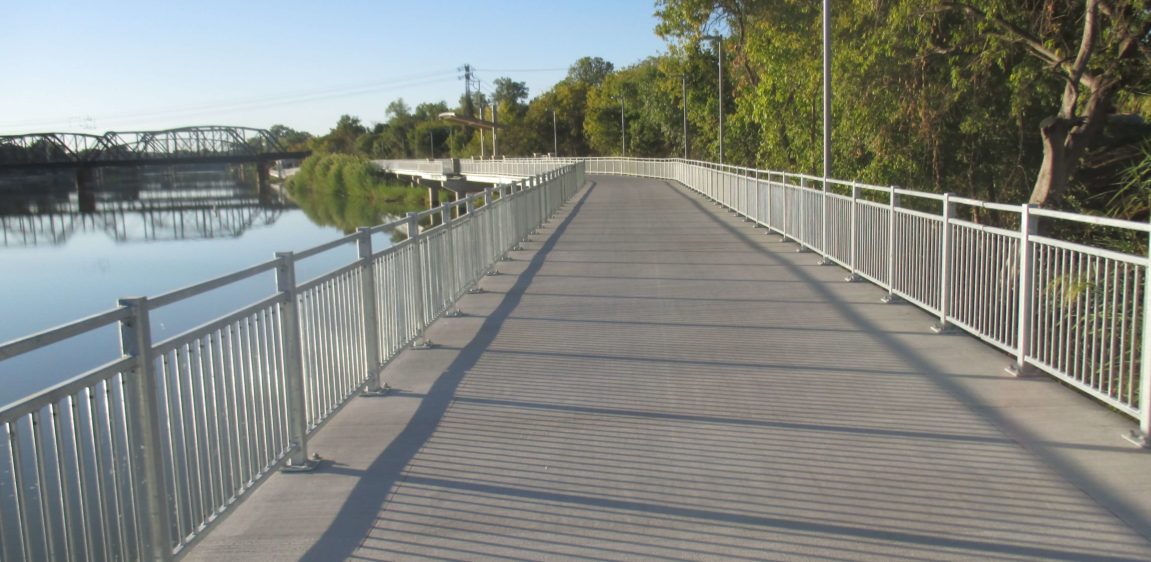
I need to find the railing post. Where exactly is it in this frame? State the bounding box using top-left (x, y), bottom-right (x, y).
top-left (275, 252), bottom-right (318, 471)
top-left (442, 199), bottom-right (462, 312)
top-left (1008, 205), bottom-right (1036, 377)
top-left (882, 186), bottom-right (901, 303)
top-left (933, 193), bottom-right (954, 332)
top-left (357, 228), bottom-right (386, 396)
top-left (846, 181), bottom-right (859, 282)
top-left (406, 213), bottom-right (431, 348)
top-left (818, 177), bottom-right (831, 264)
top-left (1136, 234), bottom-right (1151, 445)
top-left (760, 170), bottom-right (768, 232)
top-left (118, 297), bottom-right (174, 561)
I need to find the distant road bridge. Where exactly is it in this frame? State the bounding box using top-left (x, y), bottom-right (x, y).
top-left (0, 126), bottom-right (310, 172)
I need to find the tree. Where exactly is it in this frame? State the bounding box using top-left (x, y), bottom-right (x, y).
top-left (492, 77), bottom-right (529, 109)
top-left (314, 114), bottom-right (369, 154)
top-left (567, 57), bottom-right (615, 86)
top-left (939, 1), bottom-right (1151, 207)
top-left (267, 124), bottom-right (312, 151)
top-left (650, 0), bottom-right (1150, 213)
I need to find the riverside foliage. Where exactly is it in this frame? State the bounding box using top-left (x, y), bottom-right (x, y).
top-left (285, 153), bottom-right (425, 233)
top-left (270, 1), bottom-right (1148, 227)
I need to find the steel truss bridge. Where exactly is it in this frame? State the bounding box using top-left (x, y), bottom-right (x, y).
top-left (0, 126), bottom-right (309, 170)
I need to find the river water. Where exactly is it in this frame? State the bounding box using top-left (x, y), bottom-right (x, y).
top-left (0, 165), bottom-right (408, 405)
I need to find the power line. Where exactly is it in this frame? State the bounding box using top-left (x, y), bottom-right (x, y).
top-left (0, 70), bottom-right (459, 132)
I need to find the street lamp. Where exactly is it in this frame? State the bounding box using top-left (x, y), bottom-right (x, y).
top-left (701, 34), bottom-right (724, 164)
top-left (676, 74), bottom-right (688, 159)
top-left (822, 0), bottom-right (832, 180)
top-left (613, 95), bottom-right (626, 156)
top-left (550, 107), bottom-right (558, 156)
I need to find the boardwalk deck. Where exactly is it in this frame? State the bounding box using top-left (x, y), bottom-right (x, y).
top-left (186, 175), bottom-right (1151, 561)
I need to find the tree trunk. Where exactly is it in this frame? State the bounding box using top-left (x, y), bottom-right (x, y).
top-left (1030, 116), bottom-right (1075, 206)
top-left (1027, 81), bottom-right (1113, 207)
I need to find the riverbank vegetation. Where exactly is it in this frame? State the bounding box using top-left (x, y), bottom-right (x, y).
top-left (285, 153), bottom-right (424, 233)
top-left (269, 1), bottom-right (1149, 230)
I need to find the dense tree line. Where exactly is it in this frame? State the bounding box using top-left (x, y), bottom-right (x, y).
top-left (272, 1), bottom-right (1148, 222)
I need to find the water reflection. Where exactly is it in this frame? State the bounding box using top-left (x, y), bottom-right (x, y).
top-left (0, 166), bottom-right (291, 247)
top-left (0, 165), bottom-right (351, 404)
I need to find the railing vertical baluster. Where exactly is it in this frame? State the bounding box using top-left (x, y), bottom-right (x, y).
top-left (358, 228), bottom-right (385, 395)
top-left (1010, 205), bottom-right (1036, 376)
top-left (275, 253), bottom-right (317, 472)
top-left (118, 297), bottom-right (174, 561)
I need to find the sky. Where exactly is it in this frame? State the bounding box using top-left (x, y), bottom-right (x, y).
top-left (1, 1), bottom-right (669, 136)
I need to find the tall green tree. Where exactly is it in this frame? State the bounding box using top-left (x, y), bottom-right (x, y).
top-left (938, 0), bottom-right (1151, 207)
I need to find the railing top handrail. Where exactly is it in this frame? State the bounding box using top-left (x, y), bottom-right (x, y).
top-left (0, 307), bottom-right (131, 362)
top-left (578, 156), bottom-right (1151, 234)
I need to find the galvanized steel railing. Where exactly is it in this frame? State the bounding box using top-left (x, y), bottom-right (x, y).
top-left (574, 156), bottom-right (1151, 442)
top-left (0, 161), bottom-right (584, 561)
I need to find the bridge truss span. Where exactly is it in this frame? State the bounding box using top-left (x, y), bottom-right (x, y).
top-left (0, 126), bottom-right (306, 169)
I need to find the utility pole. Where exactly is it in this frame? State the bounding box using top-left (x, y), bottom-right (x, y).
top-left (460, 64), bottom-right (475, 118)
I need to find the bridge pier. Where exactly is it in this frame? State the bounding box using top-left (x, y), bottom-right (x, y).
top-left (257, 161), bottom-right (272, 196)
top-left (75, 167), bottom-right (96, 213)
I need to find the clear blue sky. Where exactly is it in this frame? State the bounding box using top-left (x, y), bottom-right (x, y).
top-left (2, 1), bottom-right (669, 135)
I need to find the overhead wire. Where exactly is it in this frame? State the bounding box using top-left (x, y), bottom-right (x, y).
top-left (0, 69), bottom-right (460, 132)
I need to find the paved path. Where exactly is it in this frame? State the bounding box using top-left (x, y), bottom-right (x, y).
top-left (188, 175), bottom-right (1151, 561)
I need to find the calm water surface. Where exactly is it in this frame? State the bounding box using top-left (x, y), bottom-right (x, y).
top-left (0, 166), bottom-right (405, 404)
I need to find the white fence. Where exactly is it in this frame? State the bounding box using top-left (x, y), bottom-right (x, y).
top-left (574, 157), bottom-right (1151, 440)
top-left (0, 161), bottom-right (584, 561)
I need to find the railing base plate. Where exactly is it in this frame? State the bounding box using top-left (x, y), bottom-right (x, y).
top-left (412, 339), bottom-right (435, 350)
top-left (930, 322), bottom-right (954, 334)
top-left (1004, 363), bottom-right (1038, 378)
top-left (817, 257), bottom-right (833, 266)
top-left (360, 384), bottom-right (392, 398)
top-left (844, 273), bottom-right (861, 283)
top-left (446, 308), bottom-right (465, 318)
top-left (1122, 430), bottom-right (1151, 449)
top-left (880, 293), bottom-right (903, 304)
top-left (281, 454), bottom-right (322, 473)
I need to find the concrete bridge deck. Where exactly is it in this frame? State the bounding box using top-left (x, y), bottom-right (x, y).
top-left (187, 175), bottom-right (1151, 561)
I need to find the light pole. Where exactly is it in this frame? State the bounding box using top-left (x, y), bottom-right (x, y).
top-left (614, 95), bottom-right (626, 156)
top-left (679, 74), bottom-right (688, 159)
top-left (702, 34), bottom-right (724, 164)
top-left (822, 0), bottom-right (832, 180)
top-left (550, 107), bottom-right (558, 156)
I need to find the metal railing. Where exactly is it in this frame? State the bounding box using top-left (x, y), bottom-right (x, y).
top-left (0, 161), bottom-right (584, 561)
top-left (573, 156), bottom-right (1151, 441)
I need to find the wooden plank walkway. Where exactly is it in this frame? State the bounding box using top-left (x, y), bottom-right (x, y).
top-left (187, 175), bottom-right (1151, 561)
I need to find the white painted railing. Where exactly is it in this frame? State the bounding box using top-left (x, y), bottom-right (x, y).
top-left (575, 157), bottom-right (1151, 442)
top-left (0, 161), bottom-right (584, 561)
